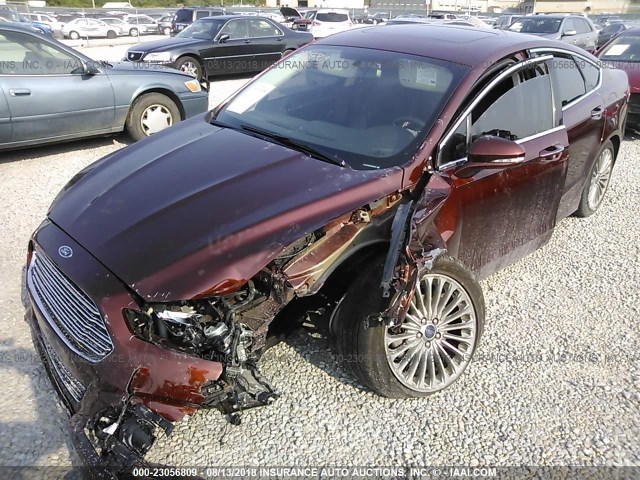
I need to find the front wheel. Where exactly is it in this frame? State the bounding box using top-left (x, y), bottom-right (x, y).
top-left (174, 55), bottom-right (203, 81)
top-left (575, 140), bottom-right (615, 217)
top-left (125, 93), bottom-right (180, 142)
top-left (69, 31), bottom-right (80, 40)
top-left (335, 255), bottom-right (485, 398)
top-left (129, 28), bottom-right (139, 37)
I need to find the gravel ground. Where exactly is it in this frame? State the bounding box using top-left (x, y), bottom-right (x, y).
top-left (0, 77), bottom-right (638, 470)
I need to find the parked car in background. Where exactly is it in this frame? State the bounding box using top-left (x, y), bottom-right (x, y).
top-left (171, 7), bottom-right (224, 33)
top-left (597, 21), bottom-right (627, 47)
top-left (597, 27), bottom-right (640, 128)
top-left (494, 14), bottom-right (522, 30)
top-left (62, 18), bottom-right (122, 39)
top-left (22, 23), bottom-right (627, 479)
top-left (24, 12), bottom-right (64, 32)
top-left (305, 9), bottom-right (352, 38)
top-left (0, 23), bottom-right (208, 149)
top-left (122, 14), bottom-right (159, 35)
top-left (371, 12), bottom-right (389, 24)
top-left (158, 13), bottom-right (173, 35)
top-left (99, 17), bottom-right (138, 37)
top-left (125, 16), bottom-right (313, 80)
top-left (508, 14), bottom-right (597, 51)
top-left (429, 12), bottom-right (458, 20)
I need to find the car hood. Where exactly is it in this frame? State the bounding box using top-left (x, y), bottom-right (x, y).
top-left (103, 61), bottom-right (188, 77)
top-left (127, 37), bottom-right (206, 55)
top-left (280, 7), bottom-right (302, 18)
top-left (48, 115), bottom-right (402, 301)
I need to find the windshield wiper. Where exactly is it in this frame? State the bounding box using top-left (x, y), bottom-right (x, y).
top-left (240, 124), bottom-right (346, 168)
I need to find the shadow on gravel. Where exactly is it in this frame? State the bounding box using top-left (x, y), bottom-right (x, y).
top-left (0, 339), bottom-right (76, 469)
top-left (0, 134), bottom-right (131, 165)
top-left (278, 308), bottom-right (375, 396)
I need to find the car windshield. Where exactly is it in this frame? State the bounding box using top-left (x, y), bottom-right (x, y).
top-left (214, 45), bottom-right (468, 170)
top-left (599, 34), bottom-right (640, 62)
top-left (177, 19), bottom-right (223, 39)
top-left (508, 17), bottom-right (562, 34)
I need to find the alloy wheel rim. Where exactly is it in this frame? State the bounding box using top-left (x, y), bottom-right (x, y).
top-left (179, 61), bottom-right (199, 78)
top-left (384, 273), bottom-right (477, 393)
top-left (587, 148), bottom-right (613, 211)
top-left (140, 104), bottom-right (173, 135)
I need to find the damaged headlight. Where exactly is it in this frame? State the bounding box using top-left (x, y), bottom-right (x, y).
top-left (123, 300), bottom-right (233, 360)
top-left (123, 280), bottom-right (265, 361)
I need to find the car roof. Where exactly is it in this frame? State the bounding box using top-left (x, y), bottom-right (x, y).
top-left (318, 24), bottom-right (578, 67)
top-left (0, 22), bottom-right (42, 33)
top-left (197, 14), bottom-right (260, 21)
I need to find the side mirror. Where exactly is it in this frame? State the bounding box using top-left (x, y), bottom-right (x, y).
top-left (562, 29), bottom-right (577, 37)
top-left (455, 136), bottom-right (525, 178)
top-left (83, 61), bottom-right (100, 75)
top-left (218, 34), bottom-right (229, 43)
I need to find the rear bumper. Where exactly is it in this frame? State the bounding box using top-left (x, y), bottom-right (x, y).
top-left (23, 220), bottom-right (223, 475)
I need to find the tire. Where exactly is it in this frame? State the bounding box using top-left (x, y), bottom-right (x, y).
top-left (129, 28), bottom-right (139, 37)
top-left (174, 55), bottom-right (203, 81)
top-left (335, 255), bottom-right (485, 398)
top-left (282, 49), bottom-right (295, 58)
top-left (575, 140), bottom-right (615, 218)
top-left (125, 93), bottom-right (180, 142)
top-left (69, 31), bottom-right (80, 40)
top-left (163, 27), bottom-right (171, 35)
top-left (106, 30), bottom-right (117, 39)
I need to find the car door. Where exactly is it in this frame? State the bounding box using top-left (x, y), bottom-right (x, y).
top-left (543, 51), bottom-right (605, 219)
top-left (0, 86), bottom-right (12, 143)
top-left (428, 56), bottom-right (569, 278)
top-left (0, 30), bottom-right (115, 145)
top-left (204, 19), bottom-right (253, 75)
top-left (247, 18), bottom-right (286, 72)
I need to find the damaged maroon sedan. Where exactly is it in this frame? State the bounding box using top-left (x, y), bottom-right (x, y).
top-left (23, 25), bottom-right (627, 476)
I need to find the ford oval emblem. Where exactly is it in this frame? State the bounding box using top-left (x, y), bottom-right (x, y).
top-left (58, 245), bottom-right (73, 258)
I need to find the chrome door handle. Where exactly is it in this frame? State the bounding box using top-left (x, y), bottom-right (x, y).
top-left (9, 88), bottom-right (31, 96)
top-left (591, 106), bottom-right (604, 120)
top-left (539, 144), bottom-right (565, 162)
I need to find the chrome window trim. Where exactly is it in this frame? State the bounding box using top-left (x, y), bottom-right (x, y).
top-left (529, 47), bottom-right (603, 110)
top-left (437, 54), bottom-right (553, 170)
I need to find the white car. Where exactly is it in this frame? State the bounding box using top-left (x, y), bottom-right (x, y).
top-left (62, 18), bottom-right (123, 39)
top-left (308, 9), bottom-right (352, 38)
top-left (100, 17), bottom-right (141, 37)
top-left (122, 14), bottom-right (159, 35)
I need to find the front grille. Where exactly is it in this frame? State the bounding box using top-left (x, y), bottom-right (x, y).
top-left (41, 335), bottom-right (86, 402)
top-left (28, 250), bottom-right (113, 362)
top-left (127, 51), bottom-right (144, 61)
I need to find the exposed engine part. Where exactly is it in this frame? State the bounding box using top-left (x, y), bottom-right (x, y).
top-left (90, 402), bottom-right (173, 468)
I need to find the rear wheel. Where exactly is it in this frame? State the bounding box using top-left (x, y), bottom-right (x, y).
top-left (69, 31), bottom-right (80, 40)
top-left (129, 28), bottom-right (139, 37)
top-left (174, 55), bottom-right (203, 81)
top-left (125, 93), bottom-right (180, 142)
top-left (575, 140), bottom-right (615, 217)
top-left (106, 30), bottom-right (117, 39)
top-left (335, 255), bottom-right (484, 398)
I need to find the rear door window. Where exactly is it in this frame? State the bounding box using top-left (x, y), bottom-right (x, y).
top-left (195, 11), bottom-right (210, 20)
top-left (249, 19), bottom-right (282, 37)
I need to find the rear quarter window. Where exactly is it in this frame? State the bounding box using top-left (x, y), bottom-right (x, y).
top-left (174, 9), bottom-right (192, 23)
top-left (576, 59), bottom-right (600, 90)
